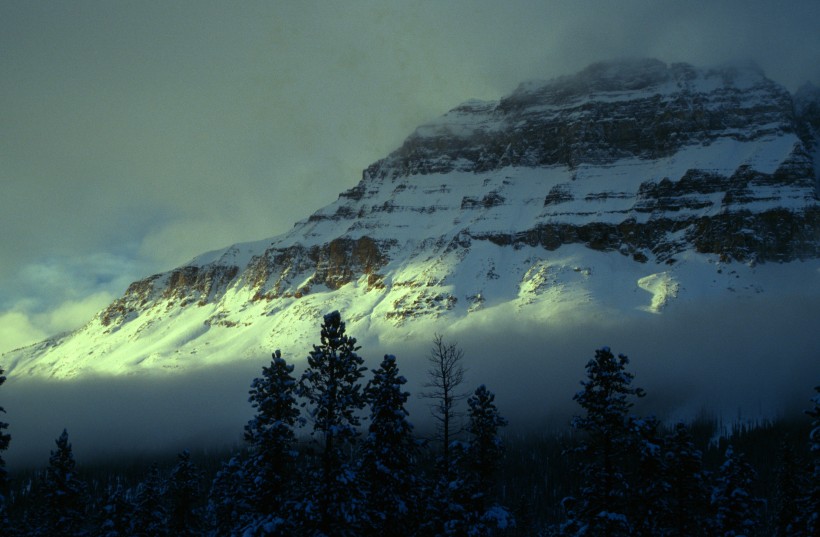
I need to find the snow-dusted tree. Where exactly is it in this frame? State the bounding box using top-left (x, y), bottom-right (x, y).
top-left (466, 386), bottom-right (508, 502)
top-left (297, 310), bottom-right (367, 536)
top-left (130, 463), bottom-right (167, 537)
top-left (662, 422), bottom-right (710, 537)
top-left (39, 429), bottom-right (89, 537)
top-left (244, 350), bottom-right (300, 523)
top-left (359, 354), bottom-right (420, 537)
top-left (628, 416), bottom-right (667, 537)
top-left (562, 347), bottom-right (645, 537)
top-left (0, 367), bottom-right (10, 527)
top-left (462, 384), bottom-right (513, 536)
top-left (710, 445), bottom-right (761, 537)
top-left (167, 450), bottom-right (203, 536)
top-left (207, 455), bottom-right (251, 537)
top-left (97, 482), bottom-right (133, 537)
top-left (423, 385), bottom-right (513, 537)
top-left (420, 334), bottom-right (466, 477)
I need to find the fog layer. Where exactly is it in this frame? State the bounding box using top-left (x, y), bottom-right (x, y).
top-left (3, 291), bottom-right (818, 468)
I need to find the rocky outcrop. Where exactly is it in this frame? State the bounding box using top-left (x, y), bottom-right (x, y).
top-left (100, 264), bottom-right (240, 327)
top-left (246, 236), bottom-right (392, 301)
top-left (365, 59), bottom-right (797, 178)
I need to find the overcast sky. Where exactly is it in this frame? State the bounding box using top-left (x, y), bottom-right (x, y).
top-left (2, 0), bottom-right (819, 355)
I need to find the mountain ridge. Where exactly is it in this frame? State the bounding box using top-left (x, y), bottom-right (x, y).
top-left (5, 58), bottom-right (819, 379)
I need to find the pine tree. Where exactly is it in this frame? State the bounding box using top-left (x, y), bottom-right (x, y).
top-left (562, 347), bottom-right (645, 537)
top-left (243, 349), bottom-right (301, 529)
top-left (0, 367), bottom-right (10, 529)
top-left (40, 429), bottom-right (89, 537)
top-left (97, 482), bottom-right (133, 537)
top-left (130, 463), bottom-right (167, 537)
top-left (462, 384), bottom-right (513, 536)
top-left (359, 354), bottom-right (419, 537)
top-left (207, 455), bottom-right (252, 536)
top-left (662, 422), bottom-right (709, 537)
top-left (628, 416), bottom-right (667, 537)
top-left (167, 450), bottom-right (203, 536)
top-left (710, 445), bottom-right (761, 537)
top-left (297, 310), bottom-right (367, 536)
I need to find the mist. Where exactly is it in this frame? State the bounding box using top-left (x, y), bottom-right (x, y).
top-left (3, 290), bottom-right (818, 469)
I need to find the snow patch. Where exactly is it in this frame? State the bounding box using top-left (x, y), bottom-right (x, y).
top-left (637, 272), bottom-right (680, 313)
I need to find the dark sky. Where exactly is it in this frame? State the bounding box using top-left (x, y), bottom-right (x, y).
top-left (2, 0), bottom-right (820, 354)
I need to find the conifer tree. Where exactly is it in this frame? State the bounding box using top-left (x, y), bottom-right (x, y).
top-left (562, 347), bottom-right (645, 537)
top-left (130, 463), bottom-right (167, 537)
top-left (97, 482), bottom-right (133, 537)
top-left (359, 354), bottom-right (419, 537)
top-left (207, 455), bottom-right (252, 536)
top-left (628, 416), bottom-right (667, 537)
top-left (297, 310), bottom-right (367, 536)
top-left (167, 450), bottom-right (203, 536)
top-left (244, 349), bottom-right (301, 527)
top-left (462, 384), bottom-right (513, 536)
top-left (40, 429), bottom-right (89, 537)
top-left (662, 422), bottom-right (709, 537)
top-left (710, 445), bottom-right (761, 537)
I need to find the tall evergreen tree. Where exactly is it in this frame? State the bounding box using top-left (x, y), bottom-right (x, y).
top-left (710, 445), bottom-right (761, 537)
top-left (130, 463), bottom-right (167, 537)
top-left (244, 350), bottom-right (301, 523)
top-left (662, 422), bottom-right (710, 537)
top-left (562, 347), bottom-right (645, 537)
top-left (359, 354), bottom-right (419, 537)
top-left (462, 384), bottom-right (513, 536)
top-left (297, 310), bottom-right (367, 536)
top-left (167, 450), bottom-right (203, 536)
top-left (465, 386), bottom-right (508, 507)
top-left (40, 429), bottom-right (89, 537)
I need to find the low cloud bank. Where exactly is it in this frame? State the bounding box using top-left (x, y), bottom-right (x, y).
top-left (3, 291), bottom-right (818, 469)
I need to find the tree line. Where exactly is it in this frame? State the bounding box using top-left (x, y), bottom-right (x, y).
top-left (0, 310), bottom-right (817, 536)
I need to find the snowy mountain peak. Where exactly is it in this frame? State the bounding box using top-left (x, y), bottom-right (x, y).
top-left (4, 59), bottom-right (819, 379)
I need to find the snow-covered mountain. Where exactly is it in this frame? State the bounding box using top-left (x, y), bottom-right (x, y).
top-left (5, 59), bottom-right (820, 379)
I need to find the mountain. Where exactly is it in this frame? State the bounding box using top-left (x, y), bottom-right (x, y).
top-left (5, 58), bottom-right (820, 379)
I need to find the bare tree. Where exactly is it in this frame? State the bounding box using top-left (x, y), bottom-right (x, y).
top-left (420, 333), bottom-right (467, 474)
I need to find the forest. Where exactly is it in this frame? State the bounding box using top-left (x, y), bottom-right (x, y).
top-left (0, 310), bottom-right (817, 536)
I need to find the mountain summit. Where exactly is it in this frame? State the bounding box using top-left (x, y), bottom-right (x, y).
top-left (6, 59), bottom-right (819, 378)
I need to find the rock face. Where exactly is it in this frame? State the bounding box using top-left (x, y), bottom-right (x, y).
top-left (366, 59), bottom-right (798, 175)
top-left (5, 59), bottom-right (820, 378)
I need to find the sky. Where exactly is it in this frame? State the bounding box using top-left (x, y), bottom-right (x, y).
top-left (2, 0), bottom-right (820, 356)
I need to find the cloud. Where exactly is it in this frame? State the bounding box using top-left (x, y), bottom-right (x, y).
top-left (2, 288), bottom-right (817, 469)
top-left (0, 311), bottom-right (47, 356)
top-left (0, 292), bottom-right (115, 355)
